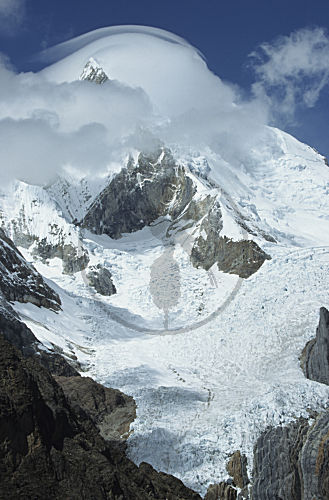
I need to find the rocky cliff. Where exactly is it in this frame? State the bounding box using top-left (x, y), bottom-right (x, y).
top-left (252, 417), bottom-right (309, 499)
top-left (0, 227), bottom-right (201, 498)
top-left (54, 375), bottom-right (135, 444)
top-left (301, 307), bottom-right (329, 385)
top-left (0, 334), bottom-right (201, 499)
top-left (205, 450), bottom-right (249, 500)
top-left (0, 228), bottom-right (61, 310)
top-left (82, 148), bottom-right (270, 279)
top-left (0, 229), bottom-right (80, 375)
top-left (252, 412), bottom-right (329, 500)
top-left (251, 309), bottom-right (329, 500)
top-left (191, 233), bottom-right (270, 279)
top-left (82, 148), bottom-right (195, 239)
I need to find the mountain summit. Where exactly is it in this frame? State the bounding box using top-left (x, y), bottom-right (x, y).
top-left (80, 57), bottom-right (109, 83)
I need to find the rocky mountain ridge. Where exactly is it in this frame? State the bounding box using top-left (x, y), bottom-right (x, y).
top-left (82, 147), bottom-right (270, 279)
top-left (0, 334), bottom-right (201, 500)
top-left (0, 227), bottom-right (61, 310)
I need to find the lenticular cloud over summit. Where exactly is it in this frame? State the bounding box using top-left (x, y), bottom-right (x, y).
top-left (0, 25), bottom-right (268, 185)
top-left (40, 25), bottom-right (236, 117)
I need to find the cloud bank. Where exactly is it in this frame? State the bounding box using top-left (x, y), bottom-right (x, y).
top-left (0, 26), bottom-right (269, 186)
top-left (2, 25), bottom-right (329, 186)
top-left (250, 27), bottom-right (329, 120)
top-left (0, 58), bottom-right (153, 184)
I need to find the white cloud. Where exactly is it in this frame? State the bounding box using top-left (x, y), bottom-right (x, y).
top-left (0, 0), bottom-right (25, 33)
top-left (250, 27), bottom-right (329, 120)
top-left (0, 26), bottom-right (269, 185)
top-left (2, 25), bottom-right (329, 186)
top-left (0, 62), bottom-right (154, 184)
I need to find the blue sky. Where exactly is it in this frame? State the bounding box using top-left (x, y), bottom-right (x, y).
top-left (1, 0), bottom-right (329, 156)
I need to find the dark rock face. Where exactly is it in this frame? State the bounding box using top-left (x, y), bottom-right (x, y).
top-left (252, 308), bottom-right (329, 500)
top-left (191, 234), bottom-right (270, 279)
top-left (301, 307), bottom-right (329, 385)
top-left (38, 348), bottom-right (80, 377)
top-left (252, 418), bottom-right (309, 500)
top-left (82, 149), bottom-right (269, 278)
top-left (55, 376), bottom-right (136, 443)
top-left (0, 334), bottom-right (201, 499)
top-left (86, 264), bottom-right (117, 296)
top-left (300, 412), bottom-right (329, 499)
top-left (0, 298), bottom-right (79, 376)
top-left (82, 149), bottom-right (195, 239)
top-left (226, 450), bottom-right (249, 491)
top-left (0, 295), bottom-right (38, 356)
top-left (205, 482), bottom-right (237, 500)
top-left (185, 197), bottom-right (270, 279)
top-left (205, 451), bottom-right (249, 500)
top-left (252, 413), bottom-right (329, 500)
top-left (0, 228), bottom-right (61, 310)
top-left (0, 229), bottom-right (80, 376)
top-left (34, 238), bottom-right (89, 274)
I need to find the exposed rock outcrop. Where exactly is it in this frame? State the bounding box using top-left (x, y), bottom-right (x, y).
top-left (82, 149), bottom-right (195, 239)
top-left (252, 308), bottom-right (329, 499)
top-left (252, 412), bottom-right (329, 500)
top-left (34, 237), bottom-right (89, 274)
top-left (0, 294), bottom-right (38, 356)
top-left (252, 417), bottom-right (309, 499)
top-left (0, 231), bottom-right (81, 376)
top-left (226, 450), bottom-right (249, 492)
top-left (0, 334), bottom-right (201, 499)
top-left (86, 264), bottom-right (117, 296)
top-left (301, 307), bottom-right (329, 385)
top-left (0, 297), bottom-right (78, 376)
top-left (82, 150), bottom-right (270, 279)
top-left (54, 375), bottom-right (136, 443)
top-left (0, 228), bottom-right (61, 310)
top-left (205, 482), bottom-right (237, 500)
top-left (299, 411), bottom-right (329, 499)
top-left (167, 191), bottom-right (270, 279)
top-left (191, 234), bottom-right (270, 279)
top-left (204, 451), bottom-right (249, 500)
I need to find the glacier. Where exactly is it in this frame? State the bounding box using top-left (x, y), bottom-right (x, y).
top-left (0, 27), bottom-right (329, 496)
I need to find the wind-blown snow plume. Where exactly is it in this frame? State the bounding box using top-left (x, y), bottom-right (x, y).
top-left (250, 27), bottom-right (329, 119)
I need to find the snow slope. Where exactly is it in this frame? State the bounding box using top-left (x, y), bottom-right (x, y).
top-left (13, 237), bottom-right (329, 495)
top-left (4, 133), bottom-right (329, 495)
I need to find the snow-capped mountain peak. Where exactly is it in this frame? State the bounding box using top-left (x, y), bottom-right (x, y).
top-left (80, 57), bottom-right (109, 84)
top-left (1, 30), bottom-right (329, 496)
